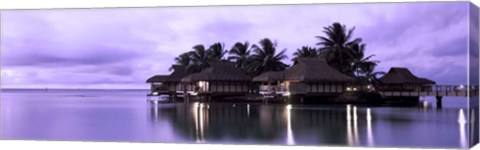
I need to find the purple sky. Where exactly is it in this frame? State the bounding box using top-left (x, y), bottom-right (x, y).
top-left (0, 2), bottom-right (472, 89)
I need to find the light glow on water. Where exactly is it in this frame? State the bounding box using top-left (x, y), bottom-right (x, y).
top-left (153, 103), bottom-right (159, 122)
top-left (346, 105), bottom-right (351, 121)
top-left (286, 104), bottom-right (292, 110)
top-left (247, 104), bottom-right (250, 118)
top-left (346, 105), bottom-right (354, 146)
top-left (193, 103), bottom-right (200, 143)
top-left (458, 109), bottom-right (467, 148)
top-left (193, 102), bottom-right (206, 143)
top-left (199, 104), bottom-right (206, 143)
top-left (0, 89), bottom-right (470, 148)
top-left (193, 102), bottom-right (199, 110)
top-left (458, 109), bottom-right (467, 124)
top-left (353, 106), bottom-right (358, 121)
top-left (286, 105), bottom-right (295, 145)
top-left (353, 106), bottom-right (359, 145)
top-left (366, 108), bottom-right (372, 121)
top-left (367, 108), bottom-right (374, 146)
top-left (346, 106), bottom-right (360, 146)
top-left (423, 100), bottom-right (428, 109)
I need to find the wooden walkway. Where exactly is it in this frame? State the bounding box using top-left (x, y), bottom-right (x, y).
top-left (147, 85), bottom-right (479, 103)
top-left (378, 85), bottom-right (479, 97)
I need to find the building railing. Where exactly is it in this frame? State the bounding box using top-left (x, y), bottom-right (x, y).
top-left (377, 85), bottom-right (479, 97)
top-left (148, 82), bottom-right (479, 97)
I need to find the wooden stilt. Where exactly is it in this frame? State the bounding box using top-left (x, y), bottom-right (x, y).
top-left (183, 84), bottom-right (188, 103)
top-left (436, 96), bottom-right (443, 109)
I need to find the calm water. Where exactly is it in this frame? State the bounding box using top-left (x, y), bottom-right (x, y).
top-left (0, 89), bottom-right (477, 148)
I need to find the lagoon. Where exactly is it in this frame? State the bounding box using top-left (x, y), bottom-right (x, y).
top-left (0, 89), bottom-right (476, 148)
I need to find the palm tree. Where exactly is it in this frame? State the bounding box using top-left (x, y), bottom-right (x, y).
top-left (347, 41), bottom-right (385, 89)
top-left (244, 38), bottom-right (288, 76)
top-left (316, 22), bottom-right (362, 76)
top-left (349, 42), bottom-right (369, 76)
top-left (353, 55), bottom-right (378, 77)
top-left (357, 61), bottom-right (385, 91)
top-left (292, 46), bottom-right (318, 61)
top-left (207, 42), bottom-right (227, 61)
top-left (228, 41), bottom-right (251, 68)
top-left (174, 52), bottom-right (192, 66)
top-left (186, 44), bottom-right (211, 74)
top-left (171, 52), bottom-right (192, 71)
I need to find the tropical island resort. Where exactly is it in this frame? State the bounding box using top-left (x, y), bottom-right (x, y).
top-left (146, 23), bottom-right (478, 106)
top-left (3, 3), bottom-right (479, 148)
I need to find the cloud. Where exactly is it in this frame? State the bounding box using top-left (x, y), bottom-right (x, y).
top-left (0, 2), bottom-right (471, 89)
top-left (431, 37), bottom-right (468, 57)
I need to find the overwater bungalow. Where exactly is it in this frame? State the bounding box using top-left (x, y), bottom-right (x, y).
top-left (377, 67), bottom-right (436, 92)
top-left (252, 71), bottom-right (286, 96)
top-left (253, 58), bottom-right (355, 98)
top-left (146, 75), bottom-right (169, 95)
top-left (282, 58), bottom-right (355, 96)
top-left (146, 65), bottom-right (189, 96)
top-left (181, 62), bottom-right (252, 97)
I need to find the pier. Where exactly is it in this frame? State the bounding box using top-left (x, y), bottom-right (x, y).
top-left (377, 85), bottom-right (479, 97)
top-left (147, 84), bottom-right (478, 105)
top-left (377, 84), bottom-right (478, 108)
top-left (147, 61), bottom-right (478, 105)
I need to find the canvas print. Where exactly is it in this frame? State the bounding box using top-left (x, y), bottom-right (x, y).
top-left (1, 1), bottom-right (479, 149)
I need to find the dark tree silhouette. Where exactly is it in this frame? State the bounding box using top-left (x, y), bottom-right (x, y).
top-left (244, 38), bottom-right (288, 76)
top-left (228, 41), bottom-right (251, 69)
top-left (171, 52), bottom-right (192, 71)
top-left (186, 44), bottom-right (211, 74)
top-left (350, 42), bottom-right (385, 90)
top-left (208, 42), bottom-right (227, 61)
top-left (316, 22), bottom-right (361, 76)
top-left (174, 52), bottom-right (192, 66)
top-left (292, 46), bottom-right (318, 61)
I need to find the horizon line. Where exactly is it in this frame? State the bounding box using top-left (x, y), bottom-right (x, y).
top-left (0, 87), bottom-right (150, 90)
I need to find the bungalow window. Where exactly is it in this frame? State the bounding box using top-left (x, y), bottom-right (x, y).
top-left (279, 83), bottom-right (285, 92)
top-left (211, 82), bottom-right (217, 92)
top-left (198, 81), bottom-right (209, 92)
top-left (260, 83), bottom-right (269, 91)
top-left (284, 81), bottom-right (291, 91)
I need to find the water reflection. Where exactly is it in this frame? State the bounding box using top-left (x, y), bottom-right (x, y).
top-left (422, 100), bottom-right (428, 109)
top-left (470, 109), bottom-right (476, 146)
top-left (286, 105), bottom-right (295, 145)
top-left (247, 104), bottom-right (250, 118)
top-left (192, 102), bottom-right (209, 143)
top-left (1, 90), bottom-right (470, 148)
top-left (458, 109), bottom-right (467, 148)
top-left (152, 103), bottom-right (159, 122)
top-left (346, 105), bottom-right (353, 146)
top-left (346, 105), bottom-right (361, 146)
top-left (353, 106), bottom-right (359, 145)
top-left (147, 103), bottom-right (468, 148)
top-left (366, 108), bottom-right (374, 146)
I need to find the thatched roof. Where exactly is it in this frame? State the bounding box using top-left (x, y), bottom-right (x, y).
top-left (181, 62), bottom-right (251, 82)
top-left (283, 58), bottom-right (354, 82)
top-left (378, 67), bottom-right (436, 84)
top-left (165, 65), bottom-right (189, 82)
top-left (253, 71), bottom-right (285, 82)
top-left (146, 75), bottom-right (169, 83)
top-left (146, 65), bottom-right (188, 83)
